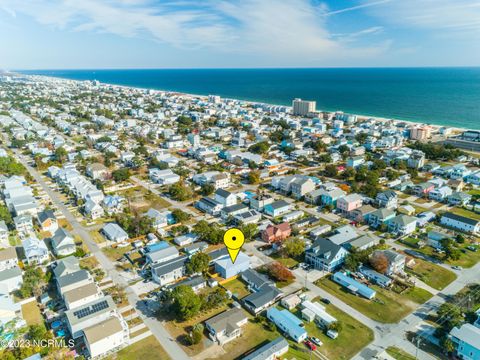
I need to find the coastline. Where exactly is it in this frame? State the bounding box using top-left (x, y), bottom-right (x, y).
top-left (21, 73), bottom-right (475, 134)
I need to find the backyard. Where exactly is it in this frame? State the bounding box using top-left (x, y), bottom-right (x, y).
top-left (404, 256), bottom-right (457, 290)
top-left (221, 278), bottom-right (251, 300)
top-left (21, 300), bottom-right (43, 326)
top-left (316, 277), bottom-right (433, 323)
top-left (107, 335), bottom-right (170, 360)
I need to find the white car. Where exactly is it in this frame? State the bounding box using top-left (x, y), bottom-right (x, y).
top-left (309, 336), bottom-right (323, 346)
top-left (326, 330), bottom-right (338, 339)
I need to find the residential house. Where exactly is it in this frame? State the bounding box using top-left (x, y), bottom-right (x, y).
top-left (51, 228), bottom-right (76, 256)
top-left (290, 177), bottom-right (315, 199)
top-left (21, 236), bottom-right (49, 264)
top-left (149, 168), bottom-right (180, 185)
top-left (243, 337), bottom-right (289, 360)
top-left (359, 266), bottom-right (393, 287)
top-left (214, 252), bottom-right (250, 279)
top-left (63, 282), bottom-right (103, 310)
top-left (101, 223), bottom-right (129, 243)
top-left (83, 316), bottom-right (129, 359)
top-left (205, 307), bottom-right (248, 345)
top-left (234, 209), bottom-right (262, 225)
top-left (0, 266), bottom-right (23, 293)
top-left (36, 209), bottom-right (58, 234)
top-left (146, 246), bottom-right (179, 265)
top-left (0, 221), bottom-right (9, 247)
top-left (387, 215), bottom-right (417, 236)
top-left (411, 182), bottom-right (435, 198)
top-left (250, 194), bottom-right (274, 212)
top-left (56, 270), bottom-right (93, 296)
top-left (427, 231), bottom-right (452, 249)
top-left (84, 199), bottom-right (105, 220)
top-left (86, 163), bottom-right (110, 181)
top-left (263, 200), bottom-right (291, 217)
top-left (14, 214), bottom-right (34, 236)
top-left (243, 283), bottom-right (282, 315)
top-left (300, 300), bottom-right (336, 329)
top-left (336, 193), bottom-right (363, 216)
top-left (214, 189), bottom-right (237, 207)
top-left (346, 156), bottom-right (365, 168)
top-left (0, 247), bottom-right (18, 272)
top-left (261, 223), bottom-right (291, 244)
top-left (449, 323), bottom-right (480, 360)
top-left (305, 238), bottom-right (349, 272)
top-left (368, 208), bottom-right (396, 229)
top-left (151, 256), bottom-right (187, 285)
top-left (376, 190), bottom-right (398, 209)
top-left (350, 204), bottom-right (376, 223)
top-left (373, 250), bottom-right (406, 275)
top-left (281, 294), bottom-right (301, 310)
top-left (145, 208), bottom-right (174, 231)
top-left (332, 272), bottom-right (376, 299)
top-left (447, 192), bottom-right (472, 206)
top-left (429, 186), bottom-right (453, 202)
top-left (440, 212), bottom-right (480, 234)
top-left (221, 203), bottom-right (249, 220)
top-left (195, 197), bottom-right (223, 216)
top-left (266, 308), bottom-right (307, 343)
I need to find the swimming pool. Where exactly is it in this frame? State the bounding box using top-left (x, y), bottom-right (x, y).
top-left (51, 320), bottom-right (62, 329)
top-left (56, 329), bottom-right (65, 337)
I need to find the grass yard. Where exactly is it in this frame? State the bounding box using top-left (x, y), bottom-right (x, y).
top-left (21, 301), bottom-right (43, 326)
top-left (451, 207), bottom-right (480, 221)
top-left (102, 245), bottom-right (133, 262)
top-left (58, 218), bottom-right (73, 231)
top-left (89, 230), bottom-right (107, 244)
top-left (111, 335), bottom-right (170, 360)
top-left (270, 252), bottom-right (300, 269)
top-left (120, 186), bottom-right (171, 211)
top-left (221, 278), bottom-right (251, 299)
top-left (386, 346), bottom-right (416, 360)
top-left (316, 277), bottom-right (432, 323)
top-left (399, 240), bottom-right (480, 269)
top-left (468, 189), bottom-right (480, 196)
top-left (405, 257), bottom-right (457, 290)
top-left (301, 301), bottom-right (374, 360)
top-left (79, 255), bottom-right (100, 270)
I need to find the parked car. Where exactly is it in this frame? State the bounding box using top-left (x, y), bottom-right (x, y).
top-left (309, 337), bottom-right (323, 346)
top-left (452, 266), bottom-right (463, 270)
top-left (321, 298), bottom-right (331, 305)
top-left (326, 330), bottom-right (338, 339)
top-left (467, 246), bottom-right (477, 252)
top-left (304, 340), bottom-right (317, 351)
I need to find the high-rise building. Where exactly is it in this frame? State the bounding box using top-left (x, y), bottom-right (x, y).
top-left (292, 98), bottom-right (316, 116)
top-left (410, 125), bottom-right (432, 140)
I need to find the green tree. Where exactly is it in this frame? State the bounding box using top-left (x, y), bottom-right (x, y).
top-left (170, 285), bottom-right (202, 320)
top-left (112, 168), bottom-right (130, 182)
top-left (200, 183), bottom-right (215, 196)
top-left (247, 170), bottom-right (261, 184)
top-left (54, 147), bottom-right (68, 163)
top-left (239, 223), bottom-right (258, 242)
top-left (324, 164), bottom-right (338, 177)
top-left (186, 252), bottom-right (211, 275)
top-left (283, 238), bottom-right (304, 258)
top-left (248, 141), bottom-right (270, 155)
top-left (0, 204), bottom-right (13, 226)
top-left (171, 209), bottom-right (191, 223)
top-left (188, 324), bottom-right (204, 345)
top-left (168, 182), bottom-right (193, 201)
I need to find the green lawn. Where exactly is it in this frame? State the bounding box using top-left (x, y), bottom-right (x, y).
top-left (270, 252), bottom-right (300, 269)
top-left (405, 257), bottom-right (457, 290)
top-left (399, 240), bottom-right (480, 269)
top-left (21, 301), bottom-right (43, 326)
top-left (102, 245), bottom-right (132, 262)
top-left (221, 278), bottom-right (251, 299)
top-left (111, 335), bottom-right (170, 360)
top-left (451, 207), bottom-right (480, 221)
top-left (316, 277), bottom-right (432, 323)
top-left (89, 230), bottom-right (107, 244)
top-left (302, 302), bottom-right (374, 360)
top-left (386, 346), bottom-right (416, 360)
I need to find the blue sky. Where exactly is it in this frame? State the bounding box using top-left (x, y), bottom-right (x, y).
top-left (0, 0), bottom-right (479, 69)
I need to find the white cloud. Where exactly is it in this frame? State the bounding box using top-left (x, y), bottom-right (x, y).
top-left (363, 0), bottom-right (480, 35)
top-left (0, 0), bottom-right (391, 65)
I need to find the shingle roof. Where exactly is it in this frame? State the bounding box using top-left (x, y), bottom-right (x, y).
top-left (442, 212), bottom-right (479, 226)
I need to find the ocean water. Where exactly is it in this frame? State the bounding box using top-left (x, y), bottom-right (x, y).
top-left (20, 68), bottom-right (480, 129)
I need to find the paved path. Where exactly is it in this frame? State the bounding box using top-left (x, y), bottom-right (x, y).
top-left (15, 150), bottom-right (190, 360)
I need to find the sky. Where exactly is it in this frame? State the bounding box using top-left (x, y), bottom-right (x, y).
top-left (0, 0), bottom-right (479, 69)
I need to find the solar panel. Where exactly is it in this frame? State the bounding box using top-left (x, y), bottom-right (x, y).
top-left (73, 300), bottom-right (109, 319)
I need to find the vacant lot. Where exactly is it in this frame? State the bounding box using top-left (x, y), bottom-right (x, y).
top-left (119, 186), bottom-right (171, 212)
top-left (405, 256), bottom-right (457, 290)
top-left (21, 301), bottom-right (43, 326)
top-left (451, 207), bottom-right (480, 221)
top-left (108, 335), bottom-right (170, 360)
top-left (316, 277), bottom-right (432, 323)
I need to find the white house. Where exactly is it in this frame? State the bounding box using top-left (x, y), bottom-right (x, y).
top-left (83, 316), bottom-right (129, 358)
top-left (214, 189), bottom-right (237, 207)
top-left (21, 236), bottom-right (49, 264)
top-left (101, 223), bottom-right (129, 243)
top-left (440, 212), bottom-right (480, 234)
top-left (51, 228), bottom-right (76, 256)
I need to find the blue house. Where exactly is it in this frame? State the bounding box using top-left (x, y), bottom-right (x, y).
top-left (266, 308), bottom-right (307, 343)
top-left (264, 200), bottom-right (291, 217)
top-left (332, 272), bottom-right (376, 299)
top-left (320, 188), bottom-right (345, 207)
top-left (449, 323), bottom-right (480, 360)
top-left (305, 238), bottom-right (349, 272)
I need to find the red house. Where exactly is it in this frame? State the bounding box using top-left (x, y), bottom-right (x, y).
top-left (261, 222), bottom-right (292, 244)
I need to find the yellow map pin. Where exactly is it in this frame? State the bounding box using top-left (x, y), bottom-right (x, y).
top-left (223, 228), bottom-right (245, 264)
